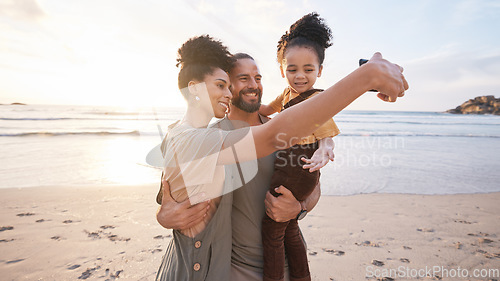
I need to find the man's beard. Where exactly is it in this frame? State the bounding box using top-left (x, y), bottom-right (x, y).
top-left (231, 88), bottom-right (262, 113)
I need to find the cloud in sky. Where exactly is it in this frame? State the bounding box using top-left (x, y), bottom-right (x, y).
top-left (0, 0), bottom-right (499, 111)
top-left (0, 0), bottom-right (45, 21)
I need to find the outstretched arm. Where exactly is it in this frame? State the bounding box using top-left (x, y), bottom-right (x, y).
top-left (218, 53), bottom-right (408, 165)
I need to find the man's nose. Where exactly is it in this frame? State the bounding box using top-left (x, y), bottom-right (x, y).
top-left (247, 77), bottom-right (258, 89)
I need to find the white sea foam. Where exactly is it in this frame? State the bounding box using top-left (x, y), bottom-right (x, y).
top-left (0, 104), bottom-right (499, 195)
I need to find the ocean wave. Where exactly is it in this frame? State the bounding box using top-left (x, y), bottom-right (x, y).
top-left (0, 117), bottom-right (172, 121)
top-left (339, 133), bottom-right (500, 138)
top-left (0, 117), bottom-right (73, 121)
top-left (0, 131), bottom-right (141, 137)
top-left (4, 117), bottom-right (496, 126)
top-left (85, 111), bottom-right (140, 116)
top-left (336, 120), bottom-right (500, 126)
top-left (2, 130), bottom-right (498, 138)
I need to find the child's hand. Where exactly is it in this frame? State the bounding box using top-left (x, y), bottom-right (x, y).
top-left (301, 147), bottom-right (334, 172)
top-left (259, 104), bottom-right (277, 117)
top-left (302, 138), bottom-right (335, 172)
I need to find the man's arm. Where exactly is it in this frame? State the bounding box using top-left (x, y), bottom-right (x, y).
top-left (303, 181), bottom-right (321, 211)
top-left (156, 178), bottom-right (211, 230)
top-left (264, 182), bottom-right (321, 223)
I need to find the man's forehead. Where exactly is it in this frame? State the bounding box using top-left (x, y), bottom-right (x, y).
top-left (232, 58), bottom-right (260, 76)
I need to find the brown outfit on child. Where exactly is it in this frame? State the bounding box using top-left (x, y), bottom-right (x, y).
top-left (262, 88), bottom-right (340, 281)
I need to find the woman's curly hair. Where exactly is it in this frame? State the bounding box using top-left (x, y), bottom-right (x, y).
top-left (277, 12), bottom-right (333, 65)
top-left (177, 35), bottom-right (233, 96)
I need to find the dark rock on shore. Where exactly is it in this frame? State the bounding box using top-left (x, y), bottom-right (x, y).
top-left (0, 103), bottom-right (27, 106)
top-left (446, 95), bottom-right (500, 115)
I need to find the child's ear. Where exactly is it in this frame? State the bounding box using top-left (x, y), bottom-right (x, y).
top-left (280, 65), bottom-right (285, 78)
top-left (318, 65), bottom-right (323, 78)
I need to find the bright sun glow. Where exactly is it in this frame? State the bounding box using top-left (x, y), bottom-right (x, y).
top-left (101, 137), bottom-right (161, 185)
top-left (1, 1), bottom-right (499, 111)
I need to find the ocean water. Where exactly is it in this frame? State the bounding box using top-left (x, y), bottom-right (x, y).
top-left (1, 104), bottom-right (499, 195)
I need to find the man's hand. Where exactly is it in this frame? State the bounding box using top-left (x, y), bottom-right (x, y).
top-left (264, 185), bottom-right (301, 222)
top-left (156, 178), bottom-right (211, 230)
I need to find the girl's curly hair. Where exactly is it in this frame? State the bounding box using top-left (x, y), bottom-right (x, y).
top-left (277, 12), bottom-right (333, 65)
top-left (177, 35), bottom-right (233, 96)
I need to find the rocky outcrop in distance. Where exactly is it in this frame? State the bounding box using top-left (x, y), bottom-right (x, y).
top-left (446, 95), bottom-right (500, 115)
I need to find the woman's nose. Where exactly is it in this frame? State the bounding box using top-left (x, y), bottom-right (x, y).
top-left (224, 88), bottom-right (232, 99)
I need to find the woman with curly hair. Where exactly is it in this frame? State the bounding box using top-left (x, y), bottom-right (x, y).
top-left (155, 31), bottom-right (407, 280)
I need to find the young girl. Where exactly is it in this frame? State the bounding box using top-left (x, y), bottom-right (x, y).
top-left (260, 13), bottom-right (339, 281)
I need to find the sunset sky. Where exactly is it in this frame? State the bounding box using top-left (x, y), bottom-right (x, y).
top-left (1, 0), bottom-right (499, 111)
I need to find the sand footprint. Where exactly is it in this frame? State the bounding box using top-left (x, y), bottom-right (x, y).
top-left (467, 232), bottom-right (491, 237)
top-left (6, 259), bottom-right (25, 264)
top-left (100, 225), bottom-right (115, 230)
top-left (16, 212), bottom-right (35, 217)
top-left (151, 249), bottom-right (163, 254)
top-left (0, 239), bottom-right (15, 242)
top-left (83, 229), bottom-right (130, 242)
top-left (67, 264), bottom-right (81, 270)
top-left (322, 249), bottom-right (345, 256)
top-left (454, 219), bottom-right (473, 224)
top-left (355, 240), bottom-right (381, 247)
top-left (399, 258), bottom-right (410, 263)
top-left (0, 226), bottom-right (14, 232)
top-left (153, 234), bottom-right (172, 239)
top-left (78, 266), bottom-right (100, 280)
top-left (416, 228), bottom-right (434, 232)
top-left (478, 237), bottom-right (494, 244)
top-left (105, 268), bottom-right (124, 279)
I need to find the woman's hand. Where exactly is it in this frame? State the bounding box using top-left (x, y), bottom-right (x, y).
top-left (156, 178), bottom-right (211, 230)
top-left (365, 52), bottom-right (409, 102)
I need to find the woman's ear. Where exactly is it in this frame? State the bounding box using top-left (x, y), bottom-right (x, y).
top-left (187, 81), bottom-right (200, 100)
top-left (317, 65), bottom-right (323, 78)
top-left (280, 65), bottom-right (285, 78)
top-left (188, 81), bottom-right (197, 93)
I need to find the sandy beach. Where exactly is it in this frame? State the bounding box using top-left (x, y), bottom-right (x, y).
top-left (0, 184), bottom-right (498, 281)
